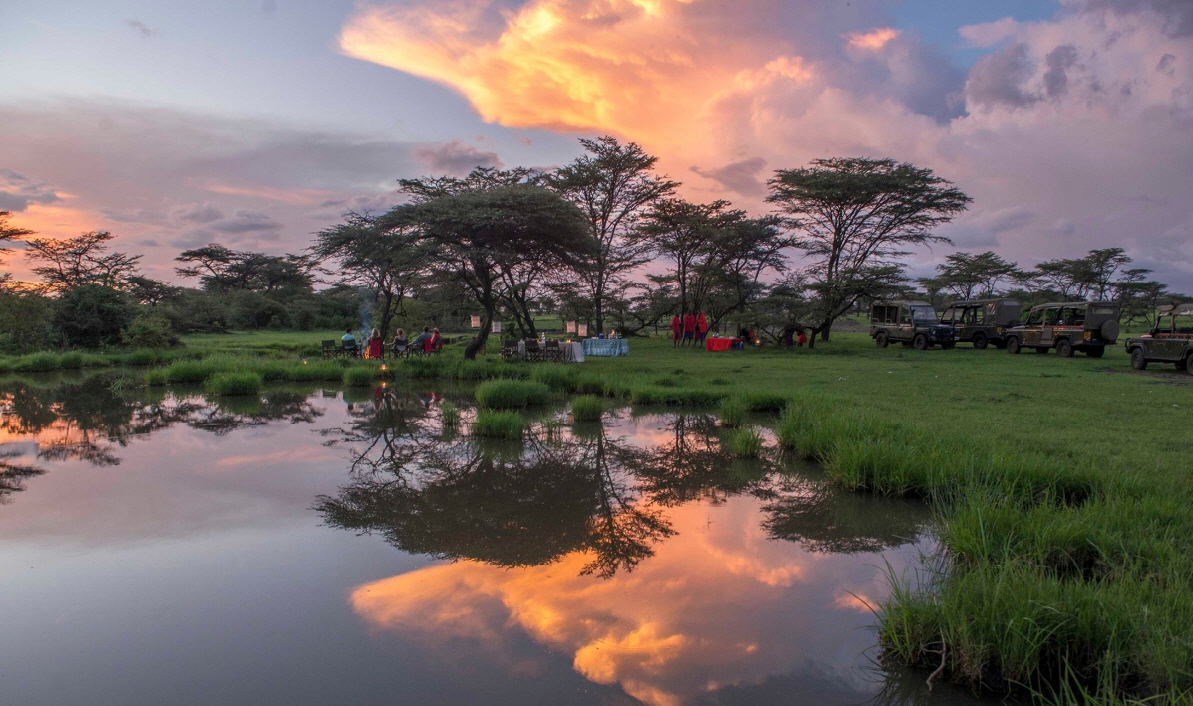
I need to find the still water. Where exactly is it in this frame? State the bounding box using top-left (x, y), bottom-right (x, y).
top-left (0, 374), bottom-right (982, 706)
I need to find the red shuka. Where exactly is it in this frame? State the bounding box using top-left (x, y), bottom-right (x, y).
top-left (682, 313), bottom-right (696, 333)
top-left (670, 315), bottom-right (681, 340)
top-left (696, 312), bottom-right (708, 333)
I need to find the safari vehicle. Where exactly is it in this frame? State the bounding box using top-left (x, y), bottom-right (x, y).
top-left (1003, 301), bottom-right (1120, 357)
top-left (940, 298), bottom-right (1021, 349)
top-left (1124, 302), bottom-right (1193, 373)
top-left (870, 300), bottom-right (957, 350)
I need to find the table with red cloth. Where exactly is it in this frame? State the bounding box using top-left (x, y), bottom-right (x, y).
top-left (705, 337), bottom-right (738, 352)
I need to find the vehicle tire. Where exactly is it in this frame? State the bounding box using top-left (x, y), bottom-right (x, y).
top-left (875, 332), bottom-right (889, 348)
top-left (1006, 337), bottom-right (1021, 354)
top-left (1035, 346), bottom-right (1050, 354)
top-left (913, 333), bottom-right (929, 350)
top-left (1056, 340), bottom-right (1074, 358)
top-left (973, 333), bottom-right (989, 350)
top-left (1100, 319), bottom-right (1120, 342)
top-left (1130, 348), bottom-right (1148, 370)
top-left (1086, 346), bottom-right (1105, 358)
top-left (1186, 353), bottom-right (1193, 376)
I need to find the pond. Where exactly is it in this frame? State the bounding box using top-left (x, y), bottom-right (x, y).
top-left (0, 374), bottom-right (986, 706)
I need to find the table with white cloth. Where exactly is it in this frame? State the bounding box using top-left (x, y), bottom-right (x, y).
top-left (581, 338), bottom-right (629, 357)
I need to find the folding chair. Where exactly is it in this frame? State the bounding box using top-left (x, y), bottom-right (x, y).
top-left (321, 340), bottom-right (338, 359)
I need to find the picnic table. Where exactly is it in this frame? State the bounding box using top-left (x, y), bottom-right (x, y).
top-left (705, 337), bottom-right (739, 352)
top-left (582, 338), bottom-right (629, 357)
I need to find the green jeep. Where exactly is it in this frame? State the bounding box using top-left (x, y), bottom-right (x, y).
top-left (1003, 301), bottom-right (1120, 358)
top-left (1124, 303), bottom-right (1193, 374)
top-left (940, 298), bottom-right (1022, 349)
top-left (870, 300), bottom-right (957, 350)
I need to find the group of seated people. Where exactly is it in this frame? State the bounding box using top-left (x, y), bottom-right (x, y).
top-left (341, 326), bottom-right (442, 358)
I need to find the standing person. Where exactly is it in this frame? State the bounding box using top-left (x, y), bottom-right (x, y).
top-left (696, 311), bottom-right (709, 344)
top-left (796, 329), bottom-right (808, 348)
top-left (670, 314), bottom-right (681, 348)
top-left (367, 328), bottom-right (383, 359)
top-left (682, 312), bottom-right (696, 346)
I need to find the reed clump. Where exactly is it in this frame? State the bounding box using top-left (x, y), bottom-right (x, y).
top-left (343, 367), bottom-right (376, 387)
top-left (202, 371), bottom-right (263, 396)
top-left (471, 410), bottom-right (525, 439)
top-left (440, 401), bottom-right (460, 427)
top-left (719, 396), bottom-right (749, 427)
top-left (570, 395), bottom-right (604, 422)
top-left (724, 426), bottom-right (764, 457)
top-left (475, 379), bottom-right (550, 408)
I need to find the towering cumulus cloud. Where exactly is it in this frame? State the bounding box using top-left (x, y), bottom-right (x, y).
top-left (341, 0), bottom-right (1193, 288)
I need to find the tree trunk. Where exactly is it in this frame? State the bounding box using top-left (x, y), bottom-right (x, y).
top-left (465, 292), bottom-right (494, 360)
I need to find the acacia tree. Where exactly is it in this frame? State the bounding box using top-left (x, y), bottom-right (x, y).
top-left (636, 198), bottom-right (737, 316)
top-left (547, 136), bottom-right (678, 333)
top-left (767, 157), bottom-right (970, 342)
top-left (919, 251), bottom-right (1024, 301)
top-left (381, 183), bottom-right (595, 359)
top-left (0, 211), bottom-right (33, 291)
top-left (23, 231), bottom-right (142, 292)
top-left (312, 212), bottom-right (427, 340)
top-left (175, 244), bottom-right (314, 294)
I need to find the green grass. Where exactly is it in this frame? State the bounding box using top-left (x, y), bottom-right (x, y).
top-left (202, 371), bottom-right (263, 396)
top-left (440, 401), bottom-right (460, 427)
top-left (719, 396), bottom-right (749, 427)
top-left (570, 395), bottom-right (605, 422)
top-left (475, 379), bottom-right (550, 408)
top-left (343, 367), bottom-right (376, 387)
top-left (471, 409), bottom-right (526, 439)
top-left (723, 426), bottom-right (763, 457)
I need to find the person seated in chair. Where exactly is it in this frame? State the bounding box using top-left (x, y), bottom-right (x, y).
top-left (391, 328), bottom-right (409, 357)
top-left (411, 326), bottom-right (431, 353)
top-left (427, 328), bottom-right (442, 353)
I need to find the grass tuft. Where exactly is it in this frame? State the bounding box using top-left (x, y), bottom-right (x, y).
top-left (570, 395), bottom-right (605, 422)
top-left (202, 371), bottom-right (262, 396)
top-left (475, 379), bottom-right (550, 408)
top-left (471, 409), bottom-right (525, 439)
top-left (724, 426), bottom-right (764, 457)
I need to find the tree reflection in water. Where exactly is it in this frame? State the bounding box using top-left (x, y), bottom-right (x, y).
top-left (0, 375), bottom-right (324, 501)
top-left (318, 390), bottom-right (933, 578)
top-left (317, 387), bottom-right (675, 577)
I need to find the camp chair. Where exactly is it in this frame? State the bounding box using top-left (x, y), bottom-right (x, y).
top-left (524, 338), bottom-right (543, 362)
top-left (544, 339), bottom-right (563, 363)
top-left (341, 340), bottom-right (360, 358)
top-left (321, 340), bottom-right (338, 359)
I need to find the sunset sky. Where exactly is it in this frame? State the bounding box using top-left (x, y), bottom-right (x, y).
top-left (2, 0), bottom-right (1190, 289)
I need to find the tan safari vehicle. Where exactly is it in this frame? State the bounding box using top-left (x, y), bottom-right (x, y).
top-left (1124, 303), bottom-right (1193, 374)
top-left (940, 298), bottom-right (1022, 349)
top-left (870, 300), bottom-right (957, 350)
top-left (1003, 301), bottom-right (1120, 358)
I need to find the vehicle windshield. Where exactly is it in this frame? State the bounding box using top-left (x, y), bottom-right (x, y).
top-left (911, 306), bottom-right (939, 322)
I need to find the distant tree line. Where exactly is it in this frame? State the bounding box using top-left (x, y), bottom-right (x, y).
top-left (0, 137), bottom-right (1185, 355)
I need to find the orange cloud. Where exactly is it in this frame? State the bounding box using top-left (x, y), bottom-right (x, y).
top-left (350, 496), bottom-right (898, 706)
top-left (203, 184), bottom-right (336, 205)
top-left (845, 27), bottom-right (899, 51)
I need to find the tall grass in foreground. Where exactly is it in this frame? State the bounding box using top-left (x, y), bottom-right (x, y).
top-left (471, 410), bottom-right (525, 439)
top-left (440, 401), bottom-right (460, 427)
top-left (475, 379), bottom-right (550, 408)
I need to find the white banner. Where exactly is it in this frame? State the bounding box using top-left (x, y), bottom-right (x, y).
top-left (470, 315), bottom-right (481, 328)
top-left (492, 321), bottom-right (502, 333)
top-left (565, 320), bottom-right (576, 333)
top-left (577, 324), bottom-right (588, 337)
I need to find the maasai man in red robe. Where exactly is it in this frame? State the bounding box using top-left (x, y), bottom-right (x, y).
top-left (696, 311), bottom-right (709, 343)
top-left (682, 312), bottom-right (696, 346)
top-left (670, 314), bottom-right (681, 347)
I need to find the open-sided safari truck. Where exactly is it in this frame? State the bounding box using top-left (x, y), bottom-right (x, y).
top-left (940, 298), bottom-right (1021, 349)
top-left (1124, 302), bottom-right (1193, 373)
top-left (1003, 301), bottom-right (1120, 358)
top-left (870, 300), bottom-right (957, 350)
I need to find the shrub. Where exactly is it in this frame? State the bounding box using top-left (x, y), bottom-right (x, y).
top-left (570, 395), bottom-right (604, 422)
top-left (472, 410), bottom-right (525, 439)
top-left (475, 379), bottom-right (550, 408)
top-left (124, 349), bottom-right (160, 366)
top-left (53, 284), bottom-right (135, 348)
top-left (724, 426), bottom-right (764, 457)
top-left (15, 353), bottom-right (59, 372)
top-left (343, 367), bottom-right (376, 387)
top-left (203, 372), bottom-right (262, 396)
top-left (123, 311), bottom-right (182, 349)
